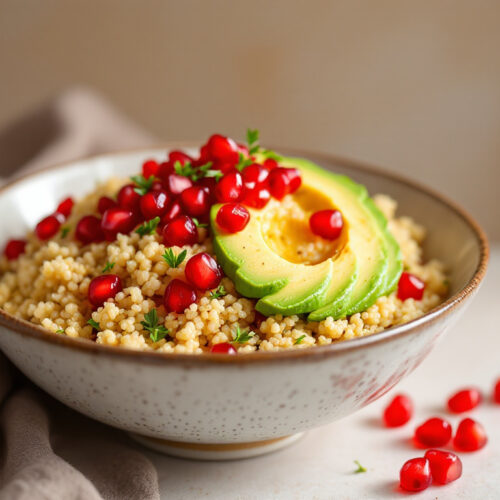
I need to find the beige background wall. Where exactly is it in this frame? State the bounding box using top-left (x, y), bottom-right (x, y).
top-left (0, 0), bottom-right (498, 239)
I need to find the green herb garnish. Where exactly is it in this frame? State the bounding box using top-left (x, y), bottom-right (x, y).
top-left (141, 308), bottom-right (169, 343)
top-left (87, 318), bottom-right (100, 330)
top-left (55, 329), bottom-right (65, 334)
top-left (162, 248), bottom-right (187, 268)
top-left (294, 334), bottom-right (306, 345)
top-left (60, 226), bottom-right (70, 239)
top-left (259, 148), bottom-right (282, 161)
top-left (209, 285), bottom-right (227, 299)
top-left (235, 152), bottom-right (253, 172)
top-left (135, 216), bottom-right (161, 236)
top-left (174, 161), bottom-right (219, 182)
top-left (131, 174), bottom-right (156, 196)
top-left (102, 262), bottom-right (115, 273)
top-left (246, 128), bottom-right (260, 155)
top-left (192, 218), bottom-right (208, 228)
top-left (232, 325), bottom-right (255, 344)
top-left (354, 460), bottom-right (367, 474)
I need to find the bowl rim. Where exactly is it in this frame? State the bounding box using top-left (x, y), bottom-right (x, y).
top-left (0, 144), bottom-right (490, 365)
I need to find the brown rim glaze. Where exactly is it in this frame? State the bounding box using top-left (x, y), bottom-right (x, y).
top-left (0, 145), bottom-right (490, 365)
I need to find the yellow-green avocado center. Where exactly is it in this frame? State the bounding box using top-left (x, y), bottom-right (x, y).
top-left (210, 155), bottom-right (402, 320)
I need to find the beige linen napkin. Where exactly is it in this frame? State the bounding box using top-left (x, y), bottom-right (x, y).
top-left (0, 88), bottom-right (161, 500)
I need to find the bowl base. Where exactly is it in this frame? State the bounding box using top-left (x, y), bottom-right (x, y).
top-left (129, 432), bottom-right (305, 461)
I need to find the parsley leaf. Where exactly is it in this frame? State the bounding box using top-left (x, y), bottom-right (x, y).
top-left (209, 285), bottom-right (227, 299)
top-left (131, 175), bottom-right (156, 196)
top-left (55, 328), bottom-right (65, 334)
top-left (354, 460), bottom-right (367, 474)
top-left (192, 218), bottom-right (208, 228)
top-left (87, 318), bottom-right (100, 330)
top-left (102, 262), bottom-right (115, 273)
top-left (60, 226), bottom-right (70, 239)
top-left (235, 152), bottom-right (253, 172)
top-left (135, 216), bottom-right (161, 236)
top-left (260, 149), bottom-right (282, 161)
top-left (162, 248), bottom-right (187, 268)
top-left (246, 128), bottom-right (260, 155)
top-left (294, 334), bottom-right (306, 345)
top-left (174, 161), bottom-right (217, 182)
top-left (141, 308), bottom-right (169, 343)
top-left (232, 325), bottom-right (255, 344)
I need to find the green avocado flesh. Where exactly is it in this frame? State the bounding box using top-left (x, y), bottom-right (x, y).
top-left (210, 155), bottom-right (402, 320)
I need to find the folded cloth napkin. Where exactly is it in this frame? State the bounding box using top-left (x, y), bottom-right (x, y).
top-left (0, 88), bottom-right (161, 500)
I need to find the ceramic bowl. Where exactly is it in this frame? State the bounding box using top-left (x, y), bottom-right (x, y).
top-left (0, 147), bottom-right (489, 460)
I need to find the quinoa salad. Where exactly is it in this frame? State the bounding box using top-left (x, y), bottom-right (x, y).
top-left (0, 131), bottom-right (447, 354)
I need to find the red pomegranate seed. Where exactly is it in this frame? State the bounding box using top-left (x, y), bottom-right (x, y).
top-left (169, 150), bottom-right (193, 166)
top-left (4, 239), bottom-right (26, 260)
top-left (241, 186), bottom-right (271, 209)
top-left (162, 215), bottom-right (198, 247)
top-left (97, 196), bottom-right (117, 215)
top-left (309, 210), bottom-right (344, 240)
top-left (383, 394), bottom-right (413, 427)
top-left (35, 214), bottom-right (63, 240)
top-left (263, 158), bottom-right (279, 170)
top-left (415, 417), bottom-right (452, 447)
top-left (185, 252), bottom-right (223, 290)
top-left (161, 201), bottom-right (183, 225)
top-left (140, 190), bottom-right (170, 220)
top-left (211, 342), bottom-right (237, 354)
top-left (399, 458), bottom-right (432, 492)
top-left (215, 171), bottom-right (243, 203)
top-left (424, 449), bottom-right (462, 485)
top-left (397, 272), bottom-right (425, 301)
top-left (101, 208), bottom-right (136, 239)
top-left (197, 176), bottom-right (217, 193)
top-left (236, 143), bottom-right (249, 156)
top-left (88, 274), bottom-right (122, 307)
top-left (198, 144), bottom-right (211, 164)
top-left (454, 418), bottom-right (487, 451)
top-left (242, 163), bottom-right (269, 190)
top-left (284, 168), bottom-right (302, 193)
top-left (180, 186), bottom-right (211, 217)
top-left (75, 215), bottom-right (105, 244)
top-left (216, 203), bottom-right (250, 233)
top-left (494, 379), bottom-right (500, 404)
top-left (159, 161), bottom-right (174, 179)
top-left (268, 168), bottom-right (291, 200)
top-left (448, 388), bottom-right (482, 413)
top-left (164, 278), bottom-right (197, 313)
top-left (207, 134), bottom-right (239, 164)
top-left (117, 184), bottom-right (141, 212)
top-left (164, 173), bottom-right (193, 196)
top-left (56, 197), bottom-right (74, 218)
top-left (142, 159), bottom-right (160, 178)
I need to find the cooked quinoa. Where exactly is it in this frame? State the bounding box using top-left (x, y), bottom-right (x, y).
top-left (0, 179), bottom-right (447, 353)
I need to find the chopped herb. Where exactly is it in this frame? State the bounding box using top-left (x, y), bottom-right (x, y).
top-left (354, 460), bottom-right (367, 474)
top-left (162, 248), bottom-right (187, 268)
top-left (141, 308), bottom-right (169, 343)
top-left (102, 262), bottom-right (115, 273)
top-left (55, 329), bottom-right (65, 334)
top-left (235, 152), bottom-right (253, 172)
top-left (135, 216), bottom-right (161, 236)
top-left (260, 148), bottom-right (282, 161)
top-left (209, 285), bottom-right (227, 299)
top-left (232, 325), bottom-right (255, 344)
top-left (204, 169), bottom-right (224, 181)
top-left (60, 226), bottom-right (70, 239)
top-left (246, 128), bottom-right (260, 155)
top-left (192, 218), bottom-right (208, 228)
top-left (87, 318), bottom-right (100, 330)
top-left (131, 174), bottom-right (155, 195)
top-left (294, 334), bottom-right (306, 345)
top-left (174, 161), bottom-right (218, 182)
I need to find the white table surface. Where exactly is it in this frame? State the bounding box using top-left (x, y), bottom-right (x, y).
top-left (150, 246), bottom-right (499, 500)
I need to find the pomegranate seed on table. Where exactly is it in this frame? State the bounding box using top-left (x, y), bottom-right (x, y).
top-left (309, 210), bottom-right (344, 240)
top-left (447, 387), bottom-right (482, 413)
top-left (180, 186), bottom-right (211, 217)
top-left (161, 201), bottom-right (183, 225)
top-left (397, 272), bottom-right (425, 301)
top-left (242, 163), bottom-right (269, 190)
top-left (140, 190), bottom-right (170, 220)
top-left (383, 394), bottom-right (413, 427)
top-left (164, 173), bottom-right (193, 196)
top-left (211, 342), bottom-right (237, 354)
top-left (164, 278), bottom-right (197, 313)
top-left (117, 184), bottom-right (142, 212)
top-left (162, 215), bottom-right (198, 247)
top-left (207, 134), bottom-right (239, 164)
top-left (142, 159), bottom-right (160, 178)
top-left (424, 449), bottom-right (462, 485)
top-left (185, 252), bottom-right (223, 290)
top-left (101, 208), bottom-right (136, 240)
top-left (88, 274), bottom-right (122, 307)
top-left (56, 197), bottom-right (74, 218)
top-left (97, 196), bottom-right (117, 215)
top-left (494, 379), bottom-right (500, 403)
top-left (454, 417), bottom-right (487, 451)
top-left (215, 171), bottom-right (243, 203)
top-left (75, 215), bottom-right (105, 244)
top-left (4, 239), bottom-right (26, 260)
top-left (241, 186), bottom-right (271, 209)
top-left (216, 203), bottom-right (250, 233)
top-left (35, 214), bottom-right (63, 240)
top-left (415, 417), bottom-right (452, 447)
top-left (399, 457), bottom-right (432, 492)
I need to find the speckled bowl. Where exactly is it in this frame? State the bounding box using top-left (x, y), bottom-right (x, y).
top-left (0, 147), bottom-right (489, 460)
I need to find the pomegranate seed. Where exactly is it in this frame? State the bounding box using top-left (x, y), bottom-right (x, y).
top-left (214, 161), bottom-right (237, 174)
top-left (142, 159), bottom-right (160, 178)
top-left (263, 158), bottom-right (279, 170)
top-left (88, 274), bottom-right (122, 307)
top-left (75, 215), bottom-right (105, 244)
top-left (101, 208), bottom-right (136, 239)
top-left (448, 388), bottom-right (482, 413)
top-left (164, 278), bottom-right (197, 313)
top-left (211, 342), bottom-right (237, 354)
top-left (56, 197), bottom-right (74, 218)
top-left (207, 134), bottom-right (239, 164)
top-left (159, 161), bottom-right (174, 179)
top-left (284, 168), bottom-right (302, 193)
top-left (397, 272), bottom-right (425, 301)
top-left (241, 186), bottom-right (271, 209)
top-left (161, 201), bottom-right (183, 225)
top-left (215, 171), bottom-right (243, 203)
top-left (425, 449), bottom-right (462, 485)
top-left (309, 210), bottom-right (344, 240)
top-left (117, 184), bottom-right (141, 212)
top-left (197, 144), bottom-right (211, 165)
top-left (162, 215), bottom-right (198, 247)
top-left (180, 186), bottom-right (211, 217)
top-left (98, 196), bottom-right (117, 215)
top-left (399, 458), bottom-right (432, 492)
top-left (242, 163), bottom-right (269, 190)
top-left (254, 311), bottom-right (266, 327)
top-left (165, 173), bottom-right (193, 196)
top-left (383, 394), bottom-right (413, 427)
top-left (35, 214), bottom-right (63, 240)
top-left (168, 150), bottom-right (193, 166)
top-left (4, 239), bottom-right (26, 260)
top-left (185, 252), bottom-right (223, 290)
top-left (268, 168), bottom-right (291, 200)
top-left (236, 143), bottom-right (249, 156)
top-left (140, 190), bottom-right (170, 220)
top-left (454, 418), bottom-right (487, 451)
top-left (216, 203), bottom-right (250, 233)
top-left (197, 176), bottom-right (217, 193)
top-left (415, 417), bottom-right (452, 447)
top-left (494, 379), bottom-right (500, 404)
